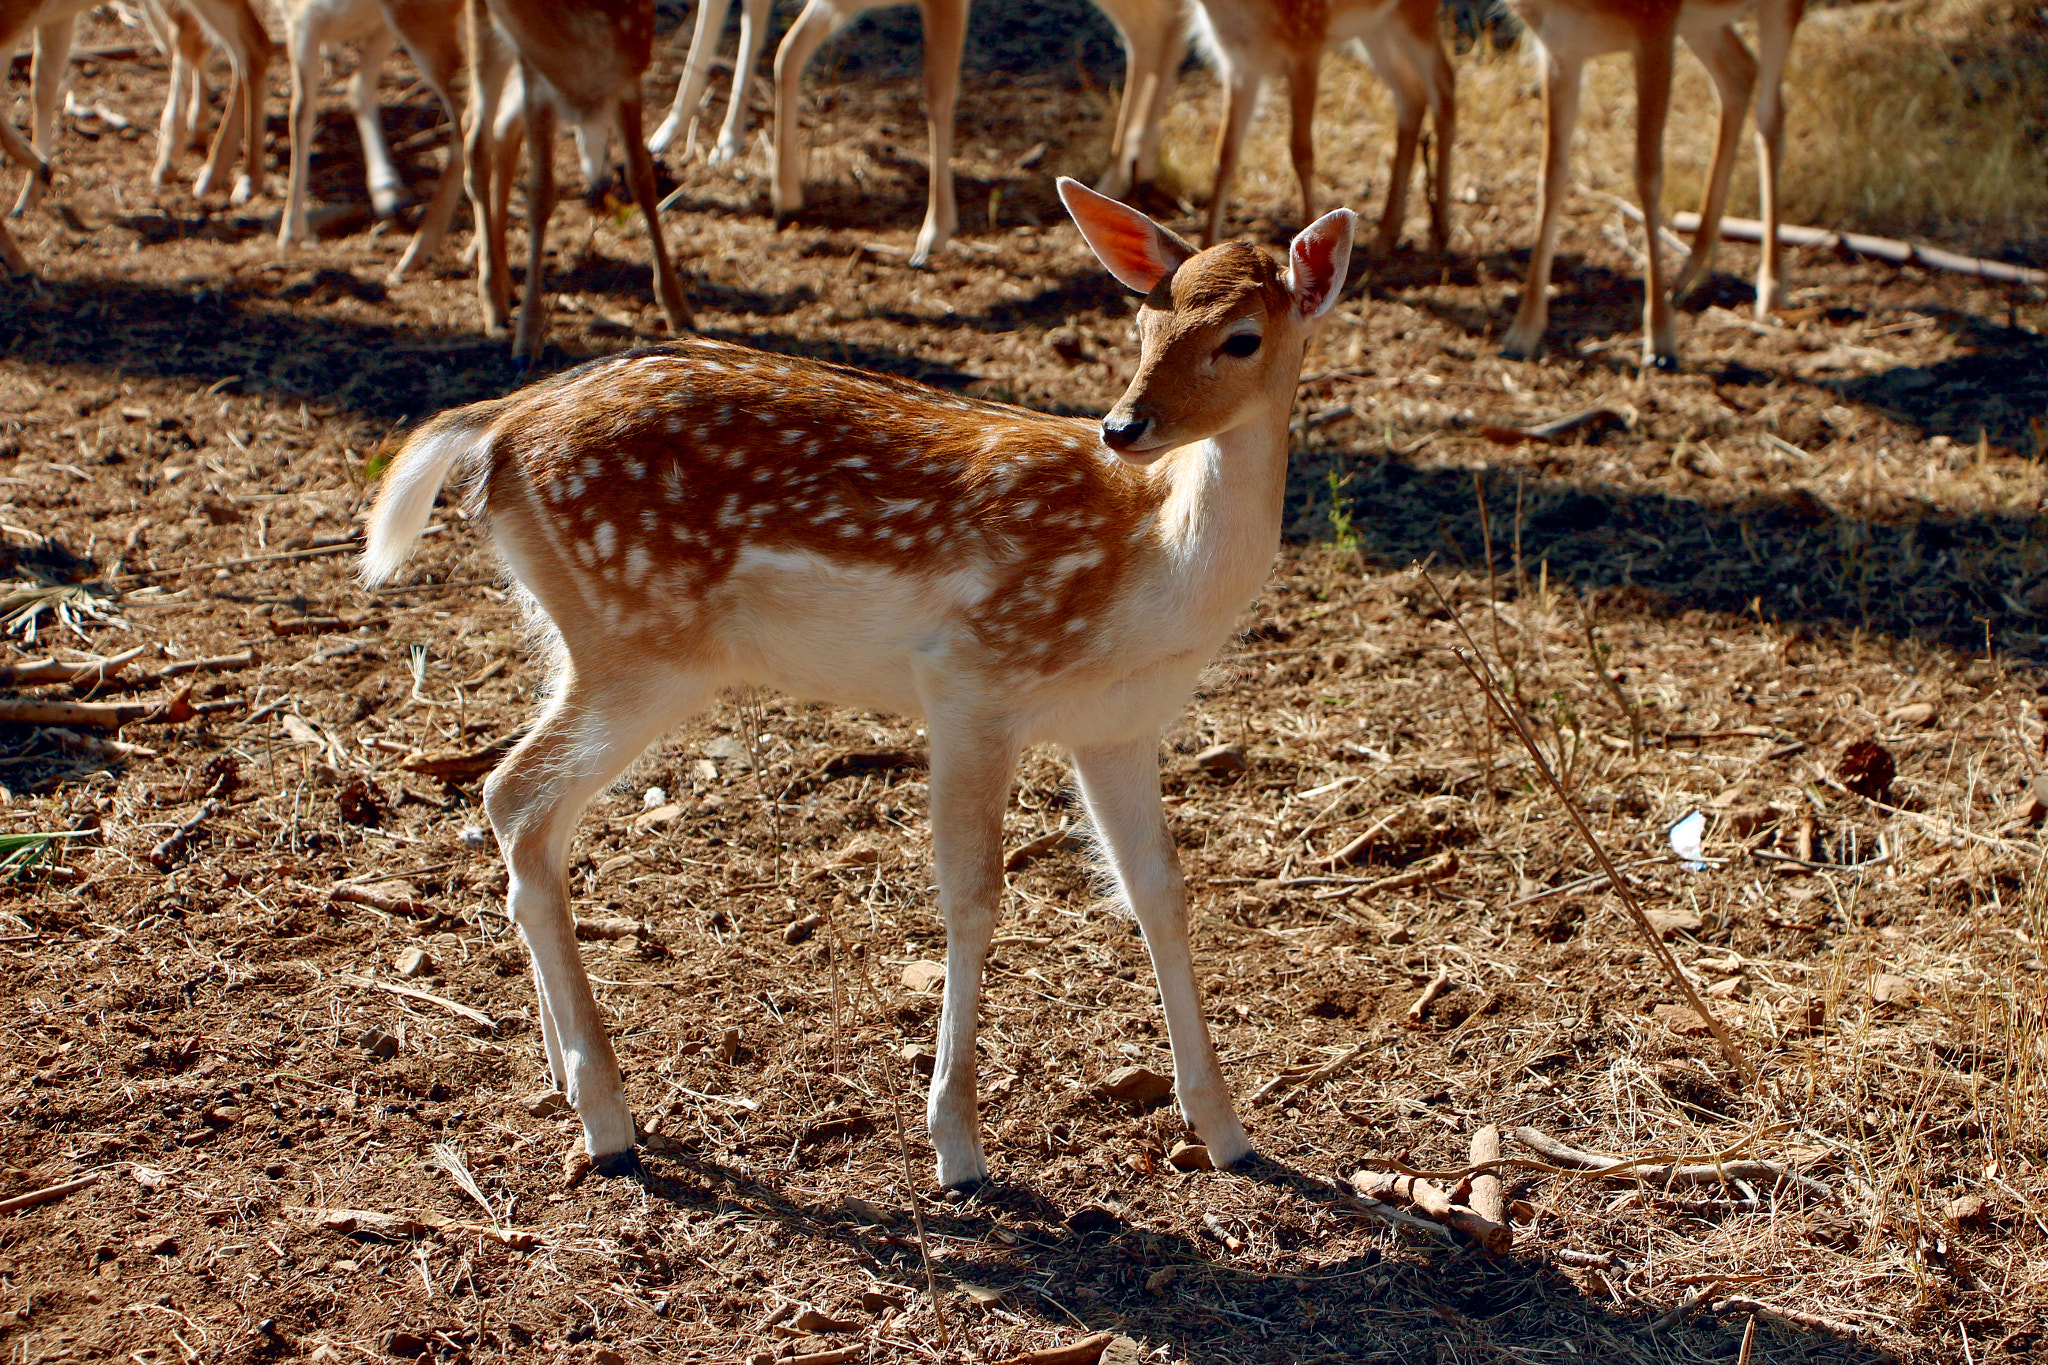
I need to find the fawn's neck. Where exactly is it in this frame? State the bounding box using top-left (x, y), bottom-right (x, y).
top-left (1144, 393), bottom-right (1297, 635)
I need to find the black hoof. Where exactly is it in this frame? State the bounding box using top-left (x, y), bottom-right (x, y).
top-left (1651, 353), bottom-right (1680, 372)
top-left (942, 1176), bottom-right (987, 1200)
top-left (591, 1148), bottom-right (642, 1179)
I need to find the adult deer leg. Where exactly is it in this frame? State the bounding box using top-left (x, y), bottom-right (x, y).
top-left (922, 718), bottom-right (1018, 1192)
top-left (1073, 737), bottom-right (1250, 1165)
top-left (613, 92), bottom-right (694, 334)
top-left (769, 0), bottom-right (850, 220)
top-left (1670, 22), bottom-right (1755, 301)
top-left (1751, 0), bottom-right (1804, 315)
top-left (1631, 25), bottom-right (1679, 368)
top-left (464, 0), bottom-right (516, 337)
top-left (389, 0), bottom-right (470, 279)
top-left (483, 670), bottom-right (713, 1169)
top-left (650, 0), bottom-right (732, 158)
top-left (1356, 27), bottom-right (1425, 260)
top-left (350, 27), bottom-right (406, 218)
top-left (1501, 45), bottom-right (1581, 360)
top-left (1093, 0), bottom-right (1182, 199)
top-left (11, 18), bottom-right (71, 216)
top-left (512, 77), bottom-right (558, 362)
top-left (908, 0), bottom-right (966, 265)
top-left (708, 0), bottom-right (773, 166)
top-left (1283, 48), bottom-right (1320, 231)
top-left (1205, 60), bottom-right (1259, 244)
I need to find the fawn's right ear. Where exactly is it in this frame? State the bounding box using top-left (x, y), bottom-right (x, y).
top-left (1058, 177), bottom-right (1197, 296)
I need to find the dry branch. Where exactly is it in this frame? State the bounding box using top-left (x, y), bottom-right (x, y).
top-left (995, 1333), bottom-right (1117, 1365)
top-left (0, 684), bottom-right (193, 729)
top-left (1425, 571), bottom-right (1757, 1087)
top-left (299, 1206), bottom-right (537, 1250)
top-left (149, 800), bottom-right (218, 868)
top-left (1350, 1169), bottom-right (1511, 1254)
top-left (338, 973), bottom-right (494, 1028)
top-left (0, 645), bottom-right (146, 687)
top-left (1467, 1126), bottom-right (1506, 1240)
top-left (1402, 966), bottom-right (1451, 1029)
top-left (155, 648), bottom-right (258, 680)
top-left (1512, 1127), bottom-right (1834, 1201)
top-left (1250, 1042), bottom-right (1368, 1104)
top-left (1669, 211), bottom-right (2048, 287)
top-left (40, 727), bottom-right (158, 761)
top-left (0, 1173), bottom-right (97, 1214)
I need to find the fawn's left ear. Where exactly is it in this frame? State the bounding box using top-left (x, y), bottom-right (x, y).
top-left (1059, 177), bottom-right (1198, 296)
top-left (1287, 209), bottom-right (1355, 320)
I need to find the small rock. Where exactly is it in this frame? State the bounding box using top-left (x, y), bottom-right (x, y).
top-left (784, 913), bottom-right (823, 946)
top-left (1885, 701), bottom-right (1936, 728)
top-left (1943, 1193), bottom-right (1989, 1227)
top-left (1650, 1003), bottom-right (1733, 1037)
top-left (714, 1026), bottom-right (740, 1064)
top-left (901, 960), bottom-right (946, 993)
top-left (1099, 1334), bottom-right (1145, 1364)
top-left (1870, 973), bottom-right (1919, 1005)
top-left (1096, 1065), bottom-right (1173, 1104)
top-left (1144, 1265), bottom-right (1178, 1294)
top-left (641, 786), bottom-right (666, 810)
top-left (592, 1351), bottom-right (627, 1365)
top-left (957, 1282), bottom-right (1004, 1307)
top-left (384, 1330), bottom-right (429, 1357)
top-left (702, 736), bottom-right (751, 768)
top-left (1643, 907), bottom-right (1702, 939)
top-left (859, 1289), bottom-right (904, 1314)
top-left (525, 1089), bottom-right (571, 1119)
top-left (205, 1104), bottom-right (242, 1126)
top-left (394, 947), bottom-right (432, 979)
top-left (633, 803), bottom-right (683, 831)
top-left (460, 825), bottom-right (490, 848)
top-left (842, 1197), bottom-right (897, 1227)
top-left (1166, 1142), bottom-right (1213, 1171)
top-left (133, 1234), bottom-right (177, 1255)
top-left (562, 1147), bottom-right (593, 1190)
top-left (1195, 742), bottom-right (1247, 777)
top-left (897, 1044), bottom-right (934, 1076)
top-left (360, 1028), bottom-right (399, 1061)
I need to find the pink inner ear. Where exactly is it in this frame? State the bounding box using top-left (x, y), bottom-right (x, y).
top-left (1290, 212), bottom-right (1354, 316)
top-left (1062, 179), bottom-right (1188, 295)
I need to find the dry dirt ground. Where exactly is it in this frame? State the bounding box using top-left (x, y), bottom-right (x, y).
top-left (4, 3), bottom-right (2048, 1364)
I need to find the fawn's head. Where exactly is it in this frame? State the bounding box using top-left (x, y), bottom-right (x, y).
top-left (1059, 178), bottom-right (1354, 463)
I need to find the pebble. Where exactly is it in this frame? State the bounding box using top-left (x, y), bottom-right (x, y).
top-left (1167, 1142), bottom-right (1214, 1171)
top-left (900, 960), bottom-right (945, 993)
top-left (1095, 1065), bottom-right (1173, 1104)
top-left (394, 947), bottom-right (432, 978)
top-left (783, 913), bottom-right (823, 946)
top-left (525, 1089), bottom-right (570, 1119)
top-left (714, 1026), bottom-right (741, 1064)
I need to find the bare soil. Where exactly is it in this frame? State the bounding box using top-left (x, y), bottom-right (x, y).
top-left (4, 5), bottom-right (2048, 1365)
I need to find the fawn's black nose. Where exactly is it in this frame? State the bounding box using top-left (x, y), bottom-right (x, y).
top-left (1101, 411), bottom-right (1151, 451)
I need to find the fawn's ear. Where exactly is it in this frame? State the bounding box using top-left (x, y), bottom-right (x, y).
top-left (1059, 177), bottom-right (1198, 296)
top-left (1287, 208), bottom-right (1355, 320)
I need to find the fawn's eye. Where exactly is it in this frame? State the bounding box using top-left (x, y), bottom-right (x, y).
top-left (1219, 332), bottom-right (1262, 359)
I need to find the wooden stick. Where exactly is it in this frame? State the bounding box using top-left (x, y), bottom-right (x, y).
top-left (1511, 1127), bottom-right (1834, 1201)
top-left (155, 648), bottom-right (259, 680)
top-left (0, 1173), bottom-right (98, 1214)
top-left (1425, 571), bottom-right (1757, 1088)
top-left (106, 538), bottom-right (361, 583)
top-left (338, 973), bottom-right (494, 1028)
top-left (149, 799), bottom-right (218, 868)
top-left (1669, 210), bottom-right (2048, 287)
top-left (1402, 966), bottom-right (1451, 1029)
top-left (1350, 1169), bottom-right (1511, 1254)
top-left (0, 685), bottom-right (193, 729)
top-left (994, 1333), bottom-right (1116, 1365)
top-left (0, 645), bottom-right (147, 687)
top-left (1715, 1297), bottom-right (1870, 1341)
top-left (1467, 1126), bottom-right (1507, 1248)
top-left (39, 727), bottom-right (159, 761)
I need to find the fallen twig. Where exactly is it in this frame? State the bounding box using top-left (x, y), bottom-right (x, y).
top-left (298, 1206), bottom-right (537, 1250)
top-left (154, 648), bottom-right (259, 680)
top-left (40, 727), bottom-right (159, 761)
top-left (0, 645), bottom-right (146, 687)
top-left (1402, 965), bottom-right (1452, 1029)
top-left (1425, 569), bottom-right (1757, 1088)
top-left (1670, 210), bottom-right (2048, 287)
top-left (1349, 1169), bottom-right (1511, 1254)
top-left (1714, 1297), bottom-right (1872, 1341)
top-left (1249, 1042), bottom-right (1369, 1105)
top-left (338, 973), bottom-right (495, 1028)
top-left (1512, 1126), bottom-right (1834, 1201)
top-left (0, 684), bottom-right (194, 729)
top-left (0, 1173), bottom-right (98, 1214)
top-left (149, 800), bottom-right (218, 869)
top-left (1467, 1126), bottom-right (1507, 1249)
top-left (107, 537), bottom-right (361, 583)
top-left (1647, 1280), bottom-right (1725, 1333)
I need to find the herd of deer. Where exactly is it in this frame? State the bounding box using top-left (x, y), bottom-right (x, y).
top-left (0, 0), bottom-right (1809, 364)
top-left (14, 0), bottom-right (1812, 1186)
